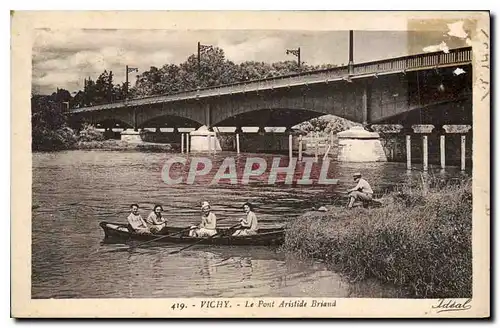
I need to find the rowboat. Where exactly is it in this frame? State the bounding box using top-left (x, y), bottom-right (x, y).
top-left (99, 221), bottom-right (286, 246)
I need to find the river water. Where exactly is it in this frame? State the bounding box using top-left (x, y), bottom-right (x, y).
top-left (31, 150), bottom-right (469, 299)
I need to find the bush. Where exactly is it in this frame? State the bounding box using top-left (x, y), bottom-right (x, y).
top-left (77, 124), bottom-right (105, 142)
top-left (282, 178), bottom-right (472, 298)
top-left (32, 126), bottom-right (78, 151)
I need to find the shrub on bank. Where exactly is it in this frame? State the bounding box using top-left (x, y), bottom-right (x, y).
top-left (283, 178), bottom-right (472, 298)
top-left (77, 124), bottom-right (105, 142)
top-left (32, 126), bottom-right (77, 151)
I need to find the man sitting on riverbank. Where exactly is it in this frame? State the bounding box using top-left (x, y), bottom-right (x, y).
top-left (347, 173), bottom-right (374, 208)
top-left (127, 204), bottom-right (151, 234)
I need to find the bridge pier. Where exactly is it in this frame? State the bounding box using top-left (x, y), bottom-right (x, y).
top-left (189, 125), bottom-right (221, 152)
top-left (120, 128), bottom-right (142, 143)
top-left (298, 135), bottom-right (303, 161)
top-left (337, 126), bottom-right (387, 162)
top-left (381, 124), bottom-right (472, 171)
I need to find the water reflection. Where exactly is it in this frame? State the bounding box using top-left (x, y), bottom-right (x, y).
top-left (31, 150), bottom-right (470, 298)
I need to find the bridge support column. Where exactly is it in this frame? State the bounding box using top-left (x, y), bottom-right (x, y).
top-left (298, 135), bottom-right (303, 161)
top-left (337, 126), bottom-right (387, 162)
top-left (406, 135), bottom-right (412, 170)
top-left (432, 125), bottom-right (447, 169)
top-left (181, 133), bottom-right (185, 153)
top-left (133, 108), bottom-right (138, 132)
top-left (103, 127), bottom-right (114, 139)
top-left (235, 127), bottom-right (242, 154)
top-left (204, 104), bottom-right (212, 130)
top-left (461, 134), bottom-right (466, 171)
top-left (422, 135), bottom-right (429, 172)
top-left (402, 126), bottom-right (414, 170)
top-left (440, 135), bottom-right (446, 169)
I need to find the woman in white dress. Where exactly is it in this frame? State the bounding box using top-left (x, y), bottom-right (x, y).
top-left (232, 202), bottom-right (258, 236)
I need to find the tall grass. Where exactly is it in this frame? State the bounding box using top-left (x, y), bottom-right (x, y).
top-left (282, 177), bottom-right (472, 298)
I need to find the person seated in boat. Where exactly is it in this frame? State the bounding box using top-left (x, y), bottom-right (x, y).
top-left (189, 201), bottom-right (217, 237)
top-left (347, 173), bottom-right (374, 208)
top-left (145, 204), bottom-right (168, 234)
top-left (232, 202), bottom-right (258, 236)
top-left (127, 204), bottom-right (151, 234)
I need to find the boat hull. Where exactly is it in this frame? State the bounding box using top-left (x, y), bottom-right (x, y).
top-left (99, 221), bottom-right (285, 246)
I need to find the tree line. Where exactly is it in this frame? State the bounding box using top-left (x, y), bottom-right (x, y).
top-left (44, 46), bottom-right (337, 108)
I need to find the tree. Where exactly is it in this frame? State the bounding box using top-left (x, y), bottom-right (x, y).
top-left (71, 90), bottom-right (85, 108)
top-left (179, 47), bottom-right (239, 89)
top-left (92, 70), bottom-right (115, 104)
top-left (31, 95), bottom-right (76, 151)
top-left (236, 61), bottom-right (273, 81)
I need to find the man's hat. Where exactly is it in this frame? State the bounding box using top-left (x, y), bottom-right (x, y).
top-left (353, 172), bottom-right (362, 177)
top-left (201, 201), bottom-right (210, 209)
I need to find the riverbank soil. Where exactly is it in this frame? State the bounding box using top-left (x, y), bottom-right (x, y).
top-left (283, 178), bottom-right (472, 298)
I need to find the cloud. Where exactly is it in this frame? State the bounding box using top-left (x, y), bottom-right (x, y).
top-left (221, 36), bottom-right (287, 63)
top-left (423, 41), bottom-right (450, 53)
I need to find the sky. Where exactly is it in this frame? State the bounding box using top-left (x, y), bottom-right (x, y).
top-left (32, 25), bottom-right (472, 95)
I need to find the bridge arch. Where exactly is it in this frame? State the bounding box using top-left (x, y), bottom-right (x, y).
top-left (69, 113), bottom-right (134, 130)
top-left (135, 102), bottom-right (206, 128)
top-left (210, 83), bottom-right (366, 127)
top-left (213, 107), bottom-right (332, 128)
top-left (138, 114), bottom-right (204, 129)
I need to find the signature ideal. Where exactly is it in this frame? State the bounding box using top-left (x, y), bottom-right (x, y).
top-left (431, 299), bottom-right (472, 313)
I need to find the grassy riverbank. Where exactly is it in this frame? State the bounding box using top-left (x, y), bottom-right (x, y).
top-left (282, 178), bottom-right (472, 298)
top-left (75, 140), bottom-right (174, 152)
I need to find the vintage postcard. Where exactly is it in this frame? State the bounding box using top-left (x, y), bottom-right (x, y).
top-left (11, 11), bottom-right (490, 318)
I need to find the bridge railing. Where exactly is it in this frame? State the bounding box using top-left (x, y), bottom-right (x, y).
top-left (72, 47), bottom-right (471, 113)
top-left (353, 47), bottom-right (472, 75)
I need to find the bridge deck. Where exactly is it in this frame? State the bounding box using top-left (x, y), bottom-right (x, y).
top-left (72, 47), bottom-right (472, 113)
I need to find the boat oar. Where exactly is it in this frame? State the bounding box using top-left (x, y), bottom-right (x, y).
top-left (168, 223), bottom-right (241, 255)
top-left (106, 228), bottom-right (193, 253)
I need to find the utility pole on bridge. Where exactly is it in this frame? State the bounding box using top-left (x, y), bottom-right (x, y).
top-left (125, 65), bottom-right (139, 100)
top-left (348, 30), bottom-right (354, 75)
top-left (125, 65), bottom-right (139, 131)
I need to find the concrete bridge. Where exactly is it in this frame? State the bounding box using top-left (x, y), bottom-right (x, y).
top-left (70, 46), bottom-right (472, 132)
